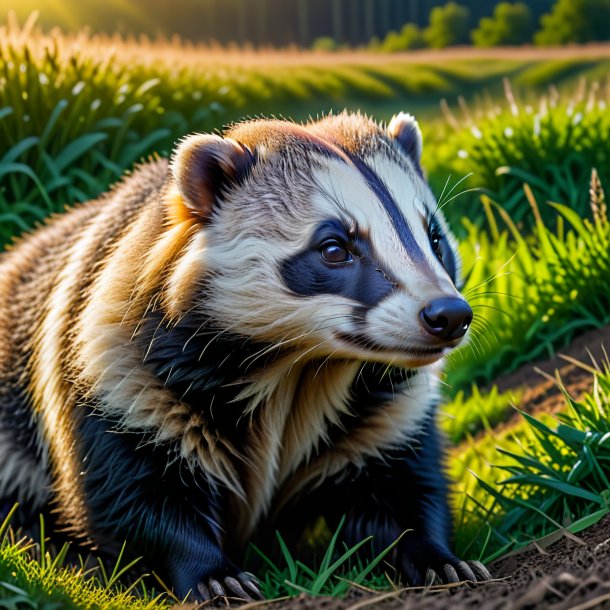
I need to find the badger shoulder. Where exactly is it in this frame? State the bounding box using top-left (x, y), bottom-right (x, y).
top-left (0, 158), bottom-right (171, 513)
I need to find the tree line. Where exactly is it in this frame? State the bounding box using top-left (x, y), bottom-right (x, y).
top-left (5, 0), bottom-right (608, 48)
top-left (368, 0), bottom-right (610, 52)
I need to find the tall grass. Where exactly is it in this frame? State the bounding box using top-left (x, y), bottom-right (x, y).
top-left (1, 15), bottom-right (609, 246)
top-left (440, 385), bottom-right (523, 445)
top-left (428, 78), bottom-right (610, 231)
top-left (446, 177), bottom-right (610, 393)
top-left (0, 507), bottom-right (169, 610)
top-left (0, 16), bottom-right (228, 246)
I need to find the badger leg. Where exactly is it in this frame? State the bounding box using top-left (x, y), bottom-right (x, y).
top-left (71, 410), bottom-right (262, 602)
top-left (345, 417), bottom-right (490, 585)
top-left (321, 413), bottom-right (490, 587)
top-left (379, 414), bottom-right (491, 586)
top-left (0, 389), bottom-right (51, 534)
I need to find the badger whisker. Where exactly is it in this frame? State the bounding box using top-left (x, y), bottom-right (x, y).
top-left (435, 174), bottom-right (453, 211)
top-left (435, 172), bottom-right (475, 212)
top-left (470, 302), bottom-right (515, 320)
top-left (239, 315), bottom-right (353, 364)
top-left (238, 316), bottom-right (356, 371)
top-left (468, 321), bottom-right (495, 353)
top-left (438, 187), bottom-right (481, 211)
top-left (467, 290), bottom-right (518, 301)
top-left (463, 253), bottom-right (517, 296)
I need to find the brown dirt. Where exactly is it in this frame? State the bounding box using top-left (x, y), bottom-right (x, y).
top-left (455, 326), bottom-right (610, 453)
top-left (493, 324), bottom-right (610, 401)
top-left (457, 324), bottom-right (610, 448)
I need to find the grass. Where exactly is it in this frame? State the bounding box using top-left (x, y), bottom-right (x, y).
top-left (0, 508), bottom-right (395, 606)
top-left (251, 517), bottom-right (397, 598)
top-left (0, 508), bottom-right (169, 610)
top-left (1, 16), bottom-right (609, 245)
top-left (451, 363), bottom-right (610, 563)
top-left (440, 384), bottom-right (523, 445)
top-left (445, 177), bottom-right (610, 393)
top-left (427, 78), bottom-right (610, 232)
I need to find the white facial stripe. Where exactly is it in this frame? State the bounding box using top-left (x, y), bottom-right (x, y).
top-left (364, 151), bottom-right (456, 294)
top-left (311, 160), bottom-right (420, 281)
top-left (310, 160), bottom-right (389, 232)
top-left (311, 155), bottom-right (457, 298)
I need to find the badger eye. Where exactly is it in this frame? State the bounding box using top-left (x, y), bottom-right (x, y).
top-left (320, 240), bottom-right (352, 264)
top-left (430, 232), bottom-right (443, 261)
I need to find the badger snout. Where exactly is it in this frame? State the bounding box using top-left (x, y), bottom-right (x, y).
top-left (419, 297), bottom-right (472, 341)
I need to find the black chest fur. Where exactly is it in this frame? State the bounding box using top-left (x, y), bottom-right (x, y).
top-left (138, 310), bottom-right (417, 458)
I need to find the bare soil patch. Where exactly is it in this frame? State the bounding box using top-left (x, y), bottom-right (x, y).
top-left (485, 324), bottom-right (610, 435)
top-left (449, 324), bottom-right (610, 452)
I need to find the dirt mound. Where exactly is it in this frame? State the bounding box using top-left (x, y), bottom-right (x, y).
top-left (394, 514), bottom-right (610, 610)
top-left (497, 323), bottom-right (610, 405)
top-left (456, 325), bottom-right (610, 449)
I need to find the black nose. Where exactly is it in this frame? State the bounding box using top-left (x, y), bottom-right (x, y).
top-left (420, 297), bottom-right (473, 341)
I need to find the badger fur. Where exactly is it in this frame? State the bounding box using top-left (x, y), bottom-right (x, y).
top-left (0, 112), bottom-right (489, 600)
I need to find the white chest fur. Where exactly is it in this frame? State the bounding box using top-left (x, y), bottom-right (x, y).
top-left (231, 358), bottom-right (440, 540)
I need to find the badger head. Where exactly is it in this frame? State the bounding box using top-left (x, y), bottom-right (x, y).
top-left (169, 112), bottom-right (471, 370)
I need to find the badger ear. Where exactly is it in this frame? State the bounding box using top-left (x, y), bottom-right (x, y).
top-left (170, 134), bottom-right (255, 219)
top-left (387, 112), bottom-right (423, 167)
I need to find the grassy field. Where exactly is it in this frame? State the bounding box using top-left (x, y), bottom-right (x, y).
top-left (2, 15), bottom-right (610, 608)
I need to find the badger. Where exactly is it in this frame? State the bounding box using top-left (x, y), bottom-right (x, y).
top-left (0, 112), bottom-right (489, 601)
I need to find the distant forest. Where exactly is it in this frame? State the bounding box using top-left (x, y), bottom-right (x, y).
top-left (4, 0), bottom-right (556, 46)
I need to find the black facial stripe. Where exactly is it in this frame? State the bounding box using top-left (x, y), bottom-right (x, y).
top-left (281, 221), bottom-right (396, 307)
top-left (347, 154), bottom-right (426, 266)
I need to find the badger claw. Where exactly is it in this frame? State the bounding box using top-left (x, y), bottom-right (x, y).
top-left (440, 560), bottom-right (489, 587)
top-left (467, 560), bottom-right (492, 581)
top-left (228, 575), bottom-right (259, 601)
top-left (425, 568), bottom-right (441, 586)
top-left (457, 561), bottom-right (477, 583)
top-left (400, 536), bottom-right (491, 589)
top-left (197, 581), bottom-right (212, 600)
top-left (443, 563), bottom-right (460, 583)
top-left (209, 578), bottom-right (225, 599)
top-left (237, 572), bottom-right (264, 599)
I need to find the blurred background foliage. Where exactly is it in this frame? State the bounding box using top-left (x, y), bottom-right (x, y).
top-left (1, 0), bottom-right (609, 49)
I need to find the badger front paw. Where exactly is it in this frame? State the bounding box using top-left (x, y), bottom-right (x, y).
top-left (399, 537), bottom-right (491, 587)
top-left (172, 557), bottom-right (264, 603)
top-left (196, 571), bottom-right (263, 602)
